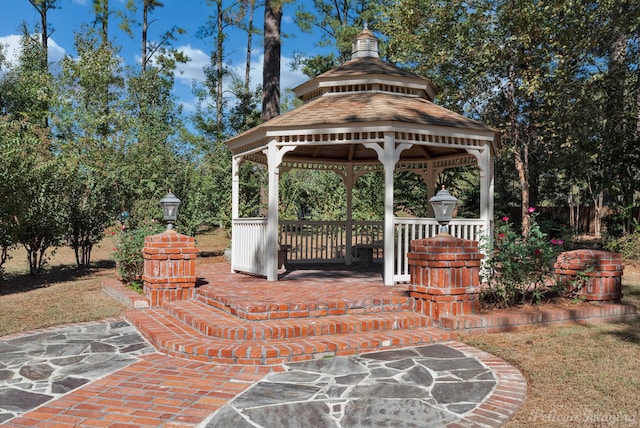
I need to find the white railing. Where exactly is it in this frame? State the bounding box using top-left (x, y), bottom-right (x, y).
top-left (232, 218), bottom-right (268, 276)
top-left (233, 217), bottom-right (486, 282)
top-left (393, 217), bottom-right (486, 282)
top-left (279, 220), bottom-right (384, 263)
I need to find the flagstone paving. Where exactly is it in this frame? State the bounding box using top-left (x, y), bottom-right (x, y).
top-left (0, 320), bottom-right (155, 423)
top-left (0, 320), bottom-right (526, 427)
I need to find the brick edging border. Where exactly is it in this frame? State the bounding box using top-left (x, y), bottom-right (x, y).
top-left (102, 278), bottom-right (150, 309)
top-left (444, 340), bottom-right (527, 427)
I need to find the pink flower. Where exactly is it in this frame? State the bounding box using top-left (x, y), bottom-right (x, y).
top-left (498, 233), bottom-right (505, 239)
top-left (528, 207), bottom-right (536, 214)
top-left (502, 216), bottom-right (509, 222)
top-left (534, 249), bottom-right (542, 255)
top-left (557, 239), bottom-right (564, 245)
top-left (551, 238), bottom-right (557, 245)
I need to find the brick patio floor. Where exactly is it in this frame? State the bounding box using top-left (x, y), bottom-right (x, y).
top-left (4, 261), bottom-right (636, 427)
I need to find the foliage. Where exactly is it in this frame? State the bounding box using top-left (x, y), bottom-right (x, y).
top-left (380, 0), bottom-right (640, 237)
top-left (481, 209), bottom-right (566, 307)
top-left (604, 220), bottom-right (640, 262)
top-left (110, 219), bottom-right (164, 286)
top-left (54, 27), bottom-right (126, 267)
top-left (294, 0), bottom-right (378, 75)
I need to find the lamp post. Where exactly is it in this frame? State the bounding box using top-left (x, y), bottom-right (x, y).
top-left (429, 187), bottom-right (458, 235)
top-left (159, 191), bottom-right (181, 230)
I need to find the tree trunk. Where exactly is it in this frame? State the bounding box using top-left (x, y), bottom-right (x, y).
top-left (142, 0), bottom-right (148, 72)
top-left (507, 63), bottom-right (530, 235)
top-left (216, 0), bottom-right (224, 138)
top-left (593, 191), bottom-right (604, 238)
top-left (92, 0), bottom-right (109, 44)
top-left (262, 0), bottom-right (283, 122)
top-left (244, 0), bottom-right (255, 90)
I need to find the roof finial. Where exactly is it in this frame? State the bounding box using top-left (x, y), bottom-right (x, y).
top-left (363, 22), bottom-right (369, 30)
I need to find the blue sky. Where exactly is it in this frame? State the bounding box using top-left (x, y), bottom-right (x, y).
top-left (0, 0), bottom-right (327, 113)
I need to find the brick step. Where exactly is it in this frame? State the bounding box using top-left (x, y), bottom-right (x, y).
top-left (163, 299), bottom-right (430, 341)
top-left (195, 283), bottom-right (412, 320)
top-left (126, 308), bottom-right (452, 365)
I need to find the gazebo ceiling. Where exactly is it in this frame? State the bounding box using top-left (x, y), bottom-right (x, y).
top-left (225, 27), bottom-right (499, 168)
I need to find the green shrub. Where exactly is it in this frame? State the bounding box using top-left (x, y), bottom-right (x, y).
top-left (481, 208), bottom-right (566, 307)
top-left (110, 219), bottom-right (164, 287)
top-left (604, 220), bottom-right (640, 261)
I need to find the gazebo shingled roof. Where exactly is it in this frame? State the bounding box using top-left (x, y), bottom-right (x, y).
top-left (226, 27), bottom-right (498, 284)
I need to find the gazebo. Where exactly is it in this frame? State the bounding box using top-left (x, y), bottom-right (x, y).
top-left (226, 28), bottom-right (499, 285)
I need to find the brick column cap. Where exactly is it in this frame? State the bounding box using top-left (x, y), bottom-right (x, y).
top-left (144, 230), bottom-right (196, 246)
top-left (558, 249), bottom-right (622, 261)
top-left (410, 235), bottom-right (479, 253)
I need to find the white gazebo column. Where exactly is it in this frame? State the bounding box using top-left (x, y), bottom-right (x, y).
top-left (265, 141), bottom-right (295, 281)
top-left (231, 156), bottom-right (241, 272)
top-left (232, 156), bottom-right (241, 220)
top-left (416, 160), bottom-right (442, 217)
top-left (366, 133), bottom-right (411, 285)
top-left (468, 148), bottom-right (494, 240)
top-left (343, 166), bottom-right (355, 265)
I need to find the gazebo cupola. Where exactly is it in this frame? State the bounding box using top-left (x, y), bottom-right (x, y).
top-left (351, 25), bottom-right (379, 59)
top-left (226, 27), bottom-right (499, 284)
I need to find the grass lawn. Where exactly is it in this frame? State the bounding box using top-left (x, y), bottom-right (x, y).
top-left (1, 229), bottom-right (639, 427)
top-left (461, 270), bottom-right (640, 427)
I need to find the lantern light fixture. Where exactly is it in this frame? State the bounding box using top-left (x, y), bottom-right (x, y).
top-left (429, 187), bottom-right (458, 235)
top-left (159, 191), bottom-right (181, 230)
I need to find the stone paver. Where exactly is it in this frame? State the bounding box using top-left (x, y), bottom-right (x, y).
top-left (0, 320), bottom-right (154, 423)
top-left (1, 321), bottom-right (526, 427)
top-left (202, 344), bottom-right (497, 427)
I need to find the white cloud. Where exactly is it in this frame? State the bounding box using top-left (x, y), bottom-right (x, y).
top-left (229, 50), bottom-right (308, 92)
top-left (174, 44), bottom-right (308, 112)
top-left (0, 34), bottom-right (66, 69)
top-left (0, 35), bottom-right (23, 67)
top-left (174, 44), bottom-right (209, 84)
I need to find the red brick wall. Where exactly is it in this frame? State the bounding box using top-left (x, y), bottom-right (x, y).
top-left (555, 249), bottom-right (623, 301)
top-left (407, 236), bottom-right (483, 321)
top-left (142, 230), bottom-right (198, 307)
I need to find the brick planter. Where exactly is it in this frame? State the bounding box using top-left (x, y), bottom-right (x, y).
top-left (142, 230), bottom-right (198, 307)
top-left (407, 236), bottom-right (483, 322)
top-left (554, 249), bottom-right (624, 301)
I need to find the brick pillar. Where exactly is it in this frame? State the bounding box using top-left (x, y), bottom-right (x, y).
top-left (554, 250), bottom-right (624, 301)
top-left (407, 236), bottom-right (483, 322)
top-left (142, 230), bottom-right (198, 307)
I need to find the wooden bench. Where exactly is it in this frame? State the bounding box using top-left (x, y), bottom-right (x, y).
top-left (354, 243), bottom-right (382, 267)
top-left (278, 245), bottom-right (292, 268)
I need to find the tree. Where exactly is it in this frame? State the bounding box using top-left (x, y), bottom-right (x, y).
top-left (263, 0), bottom-right (283, 121)
top-left (139, 0), bottom-right (186, 72)
top-left (1, 30), bottom-right (62, 275)
top-left (294, 0), bottom-right (377, 76)
top-left (55, 27), bottom-right (127, 267)
top-left (26, 0), bottom-right (59, 67)
top-left (380, 0), bottom-right (640, 237)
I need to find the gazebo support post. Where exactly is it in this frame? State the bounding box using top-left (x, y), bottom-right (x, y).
top-left (468, 148), bottom-right (494, 239)
top-left (383, 135), bottom-right (396, 285)
top-left (266, 141), bottom-right (280, 281)
top-left (266, 142), bottom-right (295, 281)
top-left (367, 134), bottom-right (412, 285)
top-left (231, 156), bottom-right (241, 273)
top-left (344, 167), bottom-right (355, 265)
